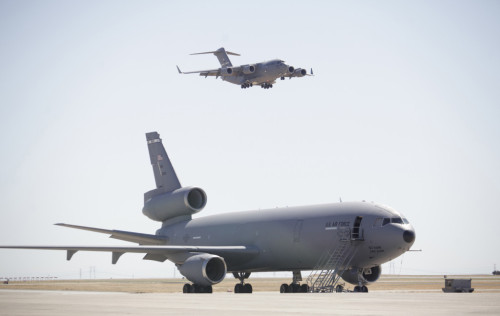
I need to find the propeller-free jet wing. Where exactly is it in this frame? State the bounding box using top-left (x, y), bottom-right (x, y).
top-left (176, 47), bottom-right (313, 89)
top-left (1, 132), bottom-right (415, 294)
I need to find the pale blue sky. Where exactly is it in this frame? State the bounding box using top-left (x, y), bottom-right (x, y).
top-left (0, 0), bottom-right (499, 279)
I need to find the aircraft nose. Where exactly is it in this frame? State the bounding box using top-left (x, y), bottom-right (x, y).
top-left (403, 229), bottom-right (415, 243)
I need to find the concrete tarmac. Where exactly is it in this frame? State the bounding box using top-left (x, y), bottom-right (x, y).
top-left (1, 290), bottom-right (500, 316)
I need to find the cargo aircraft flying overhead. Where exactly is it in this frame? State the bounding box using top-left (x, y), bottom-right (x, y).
top-left (1, 132), bottom-right (415, 294)
top-left (176, 47), bottom-right (313, 89)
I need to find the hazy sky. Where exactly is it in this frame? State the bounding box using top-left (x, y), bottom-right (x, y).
top-left (1, 0), bottom-right (499, 280)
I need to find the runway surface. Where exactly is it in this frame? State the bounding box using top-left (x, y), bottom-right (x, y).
top-left (1, 290), bottom-right (500, 315)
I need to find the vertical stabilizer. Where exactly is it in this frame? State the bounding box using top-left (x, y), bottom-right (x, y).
top-left (145, 132), bottom-right (181, 193)
top-left (213, 47), bottom-right (233, 67)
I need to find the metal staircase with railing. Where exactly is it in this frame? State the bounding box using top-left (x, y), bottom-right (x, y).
top-left (306, 227), bottom-right (362, 293)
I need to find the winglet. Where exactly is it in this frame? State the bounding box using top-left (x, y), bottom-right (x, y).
top-left (176, 65), bottom-right (183, 74)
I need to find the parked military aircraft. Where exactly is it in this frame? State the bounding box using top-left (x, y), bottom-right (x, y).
top-left (0, 132), bottom-right (415, 293)
top-left (176, 47), bottom-right (313, 89)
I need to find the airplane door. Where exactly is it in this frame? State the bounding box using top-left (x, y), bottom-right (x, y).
top-left (352, 216), bottom-right (363, 240)
top-left (293, 220), bottom-right (303, 243)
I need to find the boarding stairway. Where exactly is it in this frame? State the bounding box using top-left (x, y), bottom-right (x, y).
top-left (306, 227), bottom-right (361, 293)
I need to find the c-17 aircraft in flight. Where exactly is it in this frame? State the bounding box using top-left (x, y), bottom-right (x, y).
top-left (176, 47), bottom-right (313, 89)
top-left (1, 132), bottom-right (415, 294)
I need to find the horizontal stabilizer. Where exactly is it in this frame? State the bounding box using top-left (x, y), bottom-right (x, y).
top-left (190, 51), bottom-right (240, 56)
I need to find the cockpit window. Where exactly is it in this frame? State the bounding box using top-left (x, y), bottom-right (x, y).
top-left (391, 218), bottom-right (403, 224)
top-left (382, 217), bottom-right (407, 225)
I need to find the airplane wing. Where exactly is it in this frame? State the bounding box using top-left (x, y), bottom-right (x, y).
top-left (0, 245), bottom-right (259, 264)
top-left (55, 223), bottom-right (167, 245)
top-left (176, 65), bottom-right (220, 77)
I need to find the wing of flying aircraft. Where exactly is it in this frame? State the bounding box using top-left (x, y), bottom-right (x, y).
top-left (176, 66), bottom-right (220, 77)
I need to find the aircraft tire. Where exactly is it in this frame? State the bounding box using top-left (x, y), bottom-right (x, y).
top-left (361, 285), bottom-right (368, 293)
top-left (234, 283), bottom-right (242, 293)
top-left (335, 284), bottom-right (343, 293)
top-left (353, 286), bottom-right (360, 292)
top-left (300, 284), bottom-right (309, 293)
top-left (280, 283), bottom-right (289, 293)
top-left (289, 283), bottom-right (300, 293)
top-left (244, 284), bottom-right (253, 293)
top-left (183, 283), bottom-right (191, 293)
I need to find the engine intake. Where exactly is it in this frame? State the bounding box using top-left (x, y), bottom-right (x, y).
top-left (288, 66), bottom-right (295, 73)
top-left (293, 68), bottom-right (307, 77)
top-left (341, 266), bottom-right (382, 285)
top-left (221, 67), bottom-right (233, 75)
top-left (142, 187), bottom-right (207, 222)
top-left (178, 254), bottom-right (227, 286)
top-left (242, 65), bottom-right (256, 74)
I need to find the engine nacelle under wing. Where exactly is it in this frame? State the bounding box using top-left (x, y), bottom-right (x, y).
top-left (142, 187), bottom-right (207, 222)
top-left (340, 265), bottom-right (382, 285)
top-left (178, 254), bottom-right (227, 286)
top-left (241, 64), bottom-right (256, 74)
top-left (220, 67), bottom-right (234, 76)
top-left (292, 68), bottom-right (307, 77)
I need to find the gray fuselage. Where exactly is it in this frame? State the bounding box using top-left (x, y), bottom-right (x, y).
top-left (158, 201), bottom-right (415, 272)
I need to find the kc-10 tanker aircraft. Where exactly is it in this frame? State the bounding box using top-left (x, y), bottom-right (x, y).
top-left (1, 132), bottom-right (415, 293)
top-left (176, 47), bottom-right (313, 89)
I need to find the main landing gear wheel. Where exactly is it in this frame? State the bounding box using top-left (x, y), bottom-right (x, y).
top-left (182, 283), bottom-right (212, 294)
top-left (233, 272), bottom-right (253, 294)
top-left (335, 284), bottom-right (344, 293)
top-left (261, 83), bottom-right (273, 89)
top-left (241, 83), bottom-right (253, 89)
top-left (234, 283), bottom-right (253, 293)
top-left (279, 283), bottom-right (309, 293)
top-left (280, 283), bottom-right (289, 293)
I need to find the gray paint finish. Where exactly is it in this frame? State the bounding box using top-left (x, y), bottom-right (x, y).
top-left (0, 132), bottom-right (415, 289)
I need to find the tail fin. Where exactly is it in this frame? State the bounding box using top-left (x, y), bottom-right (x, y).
top-left (145, 132), bottom-right (181, 193)
top-left (190, 47), bottom-right (240, 68)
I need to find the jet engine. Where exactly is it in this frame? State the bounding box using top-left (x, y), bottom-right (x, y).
top-left (142, 187), bottom-right (207, 222)
top-left (288, 66), bottom-right (295, 73)
top-left (242, 65), bottom-right (255, 74)
top-left (293, 68), bottom-right (307, 77)
top-left (221, 67), bottom-right (233, 75)
top-left (340, 266), bottom-right (382, 285)
top-left (178, 254), bottom-right (227, 286)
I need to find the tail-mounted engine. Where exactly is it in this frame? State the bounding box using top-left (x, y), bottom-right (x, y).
top-left (341, 265), bottom-right (382, 285)
top-left (178, 254), bottom-right (227, 286)
top-left (142, 187), bottom-right (207, 222)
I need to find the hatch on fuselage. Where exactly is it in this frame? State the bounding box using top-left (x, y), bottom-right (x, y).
top-left (352, 216), bottom-right (364, 240)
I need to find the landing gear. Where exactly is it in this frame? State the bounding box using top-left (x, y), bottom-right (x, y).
top-left (335, 284), bottom-right (344, 293)
top-left (353, 285), bottom-right (368, 292)
top-left (279, 271), bottom-right (309, 293)
top-left (241, 82), bottom-right (253, 89)
top-left (233, 272), bottom-right (252, 293)
top-left (260, 83), bottom-right (273, 89)
top-left (352, 269), bottom-right (369, 293)
top-left (281, 76), bottom-right (285, 80)
top-left (182, 283), bottom-right (213, 293)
